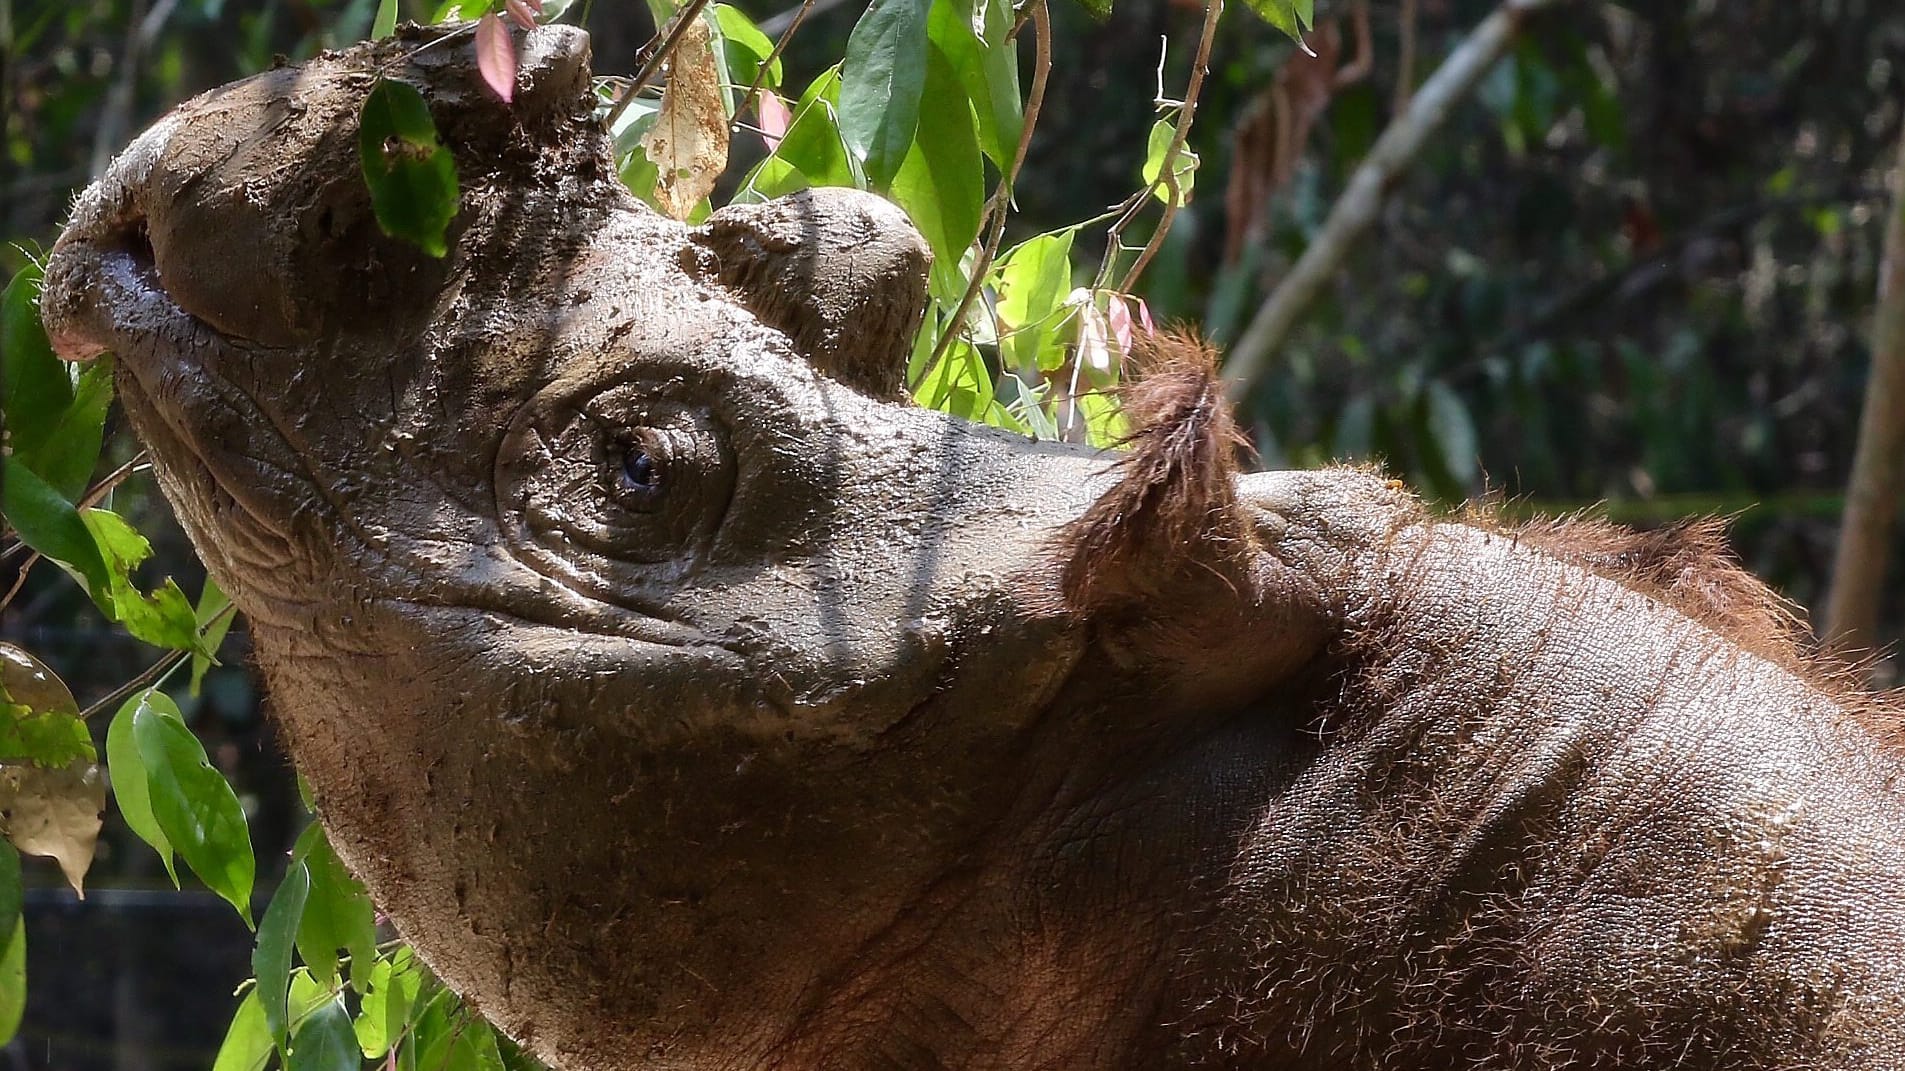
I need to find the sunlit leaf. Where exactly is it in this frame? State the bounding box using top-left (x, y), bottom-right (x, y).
top-left (0, 458), bottom-right (110, 602)
top-left (373, 0), bottom-right (399, 38)
top-left (81, 509), bottom-right (203, 651)
top-left (0, 761), bottom-right (104, 895)
top-left (994, 230), bottom-right (1075, 375)
top-left (927, 0), bottom-right (1020, 168)
top-left (642, 17), bottom-right (729, 219)
top-left (742, 67), bottom-right (853, 197)
top-left (838, 0), bottom-right (930, 190)
top-left (0, 644), bottom-right (92, 769)
top-left (1141, 119), bottom-right (1198, 206)
top-left (212, 992), bottom-right (273, 1071)
top-left (358, 78), bottom-right (460, 258)
top-left (355, 947), bottom-right (424, 1059)
top-left (913, 337), bottom-right (993, 420)
top-left (107, 689), bottom-right (179, 883)
top-left (133, 703), bottom-right (255, 923)
top-left (293, 823), bottom-right (376, 992)
top-left (256, 860), bottom-right (311, 1052)
top-left (889, 44), bottom-right (983, 304)
top-left (714, 5), bottom-right (781, 90)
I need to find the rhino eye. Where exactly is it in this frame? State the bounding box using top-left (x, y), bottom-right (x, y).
top-left (498, 385), bottom-right (734, 579)
top-left (613, 432), bottom-right (666, 504)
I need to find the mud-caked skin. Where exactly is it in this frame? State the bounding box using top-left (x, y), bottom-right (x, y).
top-left (41, 25), bottom-right (1905, 1071)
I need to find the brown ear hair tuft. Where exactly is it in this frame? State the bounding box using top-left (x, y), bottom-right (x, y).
top-left (1051, 331), bottom-right (1251, 614)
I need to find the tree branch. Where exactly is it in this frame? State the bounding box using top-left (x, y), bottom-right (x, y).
top-left (1823, 122), bottom-right (1905, 668)
top-left (1222, 0), bottom-right (1571, 400)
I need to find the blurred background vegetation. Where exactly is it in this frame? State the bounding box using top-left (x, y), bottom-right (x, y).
top-left (3, 0), bottom-right (1903, 1066)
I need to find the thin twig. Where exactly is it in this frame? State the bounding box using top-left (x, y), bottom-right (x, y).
top-left (603, 0), bottom-right (719, 132)
top-left (917, 0), bottom-right (1053, 388)
top-left (0, 553), bottom-right (39, 612)
top-left (1119, 0), bottom-right (1224, 293)
top-left (734, 0), bottom-right (819, 131)
top-left (78, 601), bottom-right (238, 720)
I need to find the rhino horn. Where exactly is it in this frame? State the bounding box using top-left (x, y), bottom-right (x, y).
top-left (692, 187), bottom-right (931, 400)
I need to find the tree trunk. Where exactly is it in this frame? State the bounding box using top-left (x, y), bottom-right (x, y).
top-left (1822, 124), bottom-right (1905, 672)
top-left (1221, 0), bottom-right (1571, 400)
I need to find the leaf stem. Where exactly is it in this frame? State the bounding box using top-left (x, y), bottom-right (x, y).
top-left (78, 601), bottom-right (237, 720)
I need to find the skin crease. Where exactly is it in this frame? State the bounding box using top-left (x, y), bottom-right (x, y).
top-left (39, 24), bottom-right (1905, 1071)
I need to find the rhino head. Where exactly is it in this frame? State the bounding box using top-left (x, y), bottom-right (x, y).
top-left (42, 25), bottom-right (1335, 1069)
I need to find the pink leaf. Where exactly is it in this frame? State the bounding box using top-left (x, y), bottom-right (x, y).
top-left (505, 0), bottom-right (538, 30)
top-left (475, 14), bottom-right (516, 103)
top-left (757, 92), bottom-right (792, 152)
top-left (1135, 297), bottom-right (1156, 335)
top-left (1106, 295), bottom-right (1134, 354)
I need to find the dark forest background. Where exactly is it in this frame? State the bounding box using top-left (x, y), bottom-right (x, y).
top-left (3, 0), bottom-right (1904, 1066)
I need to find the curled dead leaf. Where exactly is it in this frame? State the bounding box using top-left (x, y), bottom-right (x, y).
top-left (641, 18), bottom-right (730, 220)
top-left (0, 762), bottom-right (104, 897)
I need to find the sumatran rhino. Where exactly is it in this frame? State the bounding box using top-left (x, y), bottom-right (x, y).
top-left (38, 24), bottom-right (1905, 1071)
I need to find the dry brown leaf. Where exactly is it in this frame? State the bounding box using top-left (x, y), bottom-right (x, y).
top-left (641, 17), bottom-right (730, 220)
top-left (0, 762), bottom-right (105, 897)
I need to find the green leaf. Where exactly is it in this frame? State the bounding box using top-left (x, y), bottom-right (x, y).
top-left (288, 997), bottom-right (359, 1071)
top-left (107, 689), bottom-right (179, 884)
top-left (838, 0), bottom-right (931, 190)
top-left (16, 355), bottom-right (113, 502)
top-left (190, 576), bottom-right (235, 697)
top-left (0, 917), bottom-right (23, 1046)
top-left (1141, 119), bottom-right (1198, 206)
top-left (1235, 0), bottom-right (1311, 41)
top-left (431, 0), bottom-right (490, 20)
top-left (358, 78), bottom-right (460, 258)
top-left (293, 824), bottom-right (376, 992)
top-left (0, 644), bottom-right (93, 768)
top-left (355, 947), bottom-right (424, 1059)
top-left (81, 509), bottom-right (203, 651)
top-left (1, 266), bottom-right (72, 460)
top-left (0, 458), bottom-right (110, 601)
top-left (889, 44), bottom-right (983, 304)
top-left (927, 0), bottom-right (1020, 168)
top-left (744, 67), bottom-right (854, 197)
top-left (256, 861), bottom-right (311, 1052)
top-left (417, 1006), bottom-right (505, 1071)
top-left (133, 702), bottom-right (255, 923)
top-left (714, 5), bottom-right (781, 89)
top-left (212, 992), bottom-right (273, 1071)
top-left (994, 230), bottom-right (1075, 375)
top-left (913, 338), bottom-right (993, 421)
top-left (373, 0), bottom-right (399, 37)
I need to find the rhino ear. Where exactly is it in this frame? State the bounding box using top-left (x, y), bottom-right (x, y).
top-left (1037, 335), bottom-right (1332, 707)
top-left (692, 188), bottom-right (930, 400)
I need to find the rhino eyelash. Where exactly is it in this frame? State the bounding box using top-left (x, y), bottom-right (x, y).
top-left (611, 431), bottom-right (668, 507)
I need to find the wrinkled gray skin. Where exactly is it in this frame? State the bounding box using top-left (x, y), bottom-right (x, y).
top-left (40, 26), bottom-right (1905, 1071)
